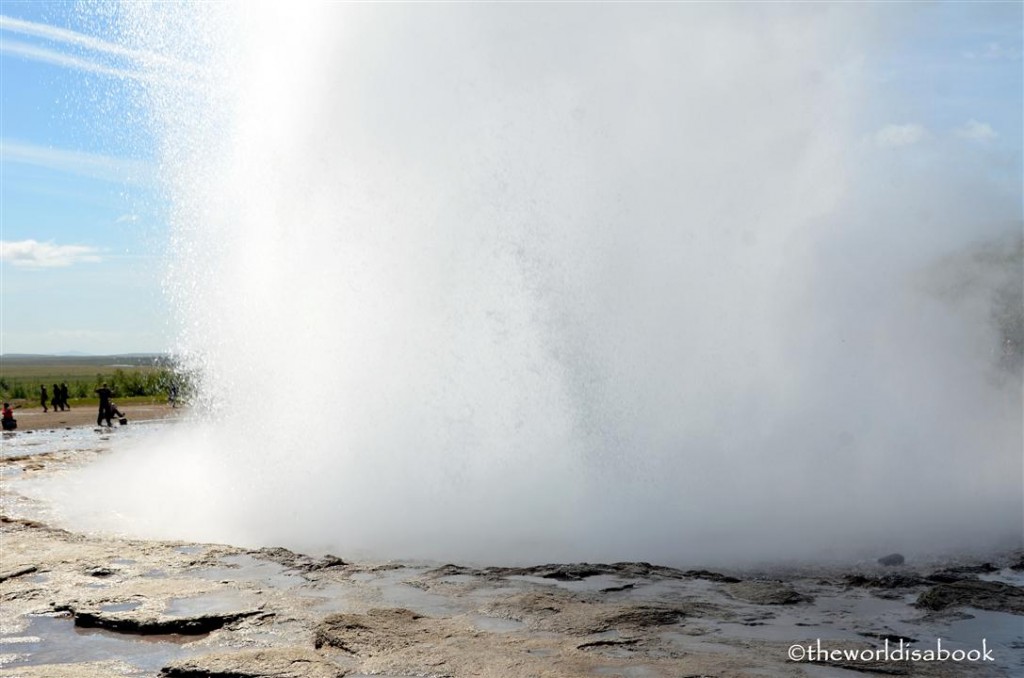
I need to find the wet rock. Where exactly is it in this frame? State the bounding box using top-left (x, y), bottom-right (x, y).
top-left (925, 570), bottom-right (977, 584)
top-left (161, 647), bottom-right (344, 677)
top-left (877, 553), bottom-right (904, 567)
top-left (819, 657), bottom-right (911, 675)
top-left (252, 546), bottom-right (346, 572)
top-left (482, 561), bottom-right (688, 582)
top-left (608, 562), bottom-right (687, 579)
top-left (314, 608), bottom-right (426, 656)
top-left (683, 569), bottom-right (741, 584)
top-left (0, 515), bottom-right (49, 530)
top-left (84, 566), bottom-right (116, 577)
top-left (577, 638), bottom-right (641, 651)
top-left (599, 583), bottom-right (636, 593)
top-left (484, 562), bottom-right (613, 580)
top-left (74, 606), bottom-right (266, 635)
top-left (1010, 555), bottom-right (1024, 571)
top-left (308, 554), bottom-right (347, 571)
top-left (426, 563), bottom-right (476, 578)
top-left (932, 563), bottom-right (1000, 578)
top-left (859, 632), bottom-right (918, 644)
top-left (595, 605), bottom-right (688, 630)
top-left (844, 573), bottom-right (928, 589)
top-left (539, 564), bottom-right (610, 581)
top-left (0, 564), bottom-right (38, 583)
top-left (916, 580), bottom-right (1024, 614)
top-left (725, 581), bottom-right (810, 605)
top-left (481, 590), bottom-right (567, 631)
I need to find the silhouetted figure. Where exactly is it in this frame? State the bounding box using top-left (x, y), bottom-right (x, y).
top-left (110, 401), bottom-right (127, 425)
top-left (52, 383), bottom-right (62, 411)
top-left (95, 383), bottom-right (113, 426)
top-left (60, 383), bottom-right (71, 410)
top-left (2, 402), bottom-right (16, 431)
top-left (40, 385), bottom-right (49, 413)
top-left (168, 382), bottom-right (179, 408)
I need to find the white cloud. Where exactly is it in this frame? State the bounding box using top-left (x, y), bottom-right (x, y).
top-left (955, 119), bottom-right (998, 143)
top-left (115, 213), bottom-right (141, 224)
top-left (1, 240), bottom-right (103, 268)
top-left (1, 139), bottom-right (152, 184)
top-left (872, 123), bottom-right (929, 148)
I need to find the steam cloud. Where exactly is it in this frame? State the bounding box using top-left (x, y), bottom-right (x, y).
top-left (41, 2), bottom-right (1022, 566)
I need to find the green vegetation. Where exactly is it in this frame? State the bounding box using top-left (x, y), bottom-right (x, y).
top-left (0, 354), bottom-right (191, 408)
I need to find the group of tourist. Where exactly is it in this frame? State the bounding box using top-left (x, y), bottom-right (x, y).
top-left (0, 377), bottom-right (185, 432)
top-left (1, 382), bottom-right (129, 430)
top-left (39, 383), bottom-right (72, 412)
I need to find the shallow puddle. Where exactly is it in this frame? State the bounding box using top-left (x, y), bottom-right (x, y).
top-left (346, 567), bottom-right (462, 616)
top-left (0, 614), bottom-right (205, 671)
top-left (593, 664), bottom-right (660, 677)
top-left (192, 554), bottom-right (304, 590)
top-left (303, 582), bottom-right (357, 612)
top-left (978, 568), bottom-right (1024, 587)
top-left (100, 601), bottom-right (143, 613)
top-left (164, 589), bottom-right (258, 617)
top-left (174, 545), bottom-right (206, 556)
top-left (471, 614), bottom-right (526, 632)
top-left (943, 608), bottom-right (1024, 674)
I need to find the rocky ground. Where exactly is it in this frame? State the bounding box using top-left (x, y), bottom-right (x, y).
top-left (1, 422), bottom-right (1021, 678)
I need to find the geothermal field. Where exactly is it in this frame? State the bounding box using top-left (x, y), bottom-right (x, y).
top-left (1, 2), bottom-right (1022, 677)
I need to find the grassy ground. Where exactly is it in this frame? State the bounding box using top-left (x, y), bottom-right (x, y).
top-left (0, 354), bottom-right (177, 407)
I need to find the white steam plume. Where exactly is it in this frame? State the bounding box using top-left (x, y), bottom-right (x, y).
top-left (40, 2), bottom-right (1021, 566)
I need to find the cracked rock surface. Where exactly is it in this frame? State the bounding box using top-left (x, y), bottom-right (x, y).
top-left (2, 430), bottom-right (1022, 677)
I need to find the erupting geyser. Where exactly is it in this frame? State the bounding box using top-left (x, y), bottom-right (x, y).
top-left (48, 2), bottom-right (1022, 565)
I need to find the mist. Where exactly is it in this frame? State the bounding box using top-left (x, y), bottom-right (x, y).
top-left (38, 2), bottom-right (1022, 566)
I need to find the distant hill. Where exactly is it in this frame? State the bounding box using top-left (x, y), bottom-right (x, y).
top-left (1, 354), bottom-right (172, 368)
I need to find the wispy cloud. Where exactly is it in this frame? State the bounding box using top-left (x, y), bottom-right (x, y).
top-left (0, 39), bottom-right (142, 80)
top-left (0, 39), bottom-right (190, 89)
top-left (0, 14), bottom-right (201, 75)
top-left (1, 240), bottom-right (103, 268)
top-left (0, 15), bottom-right (202, 90)
top-left (872, 123), bottom-right (929, 148)
top-left (962, 42), bottom-right (1021, 60)
top-left (1, 139), bottom-right (152, 184)
top-left (955, 119), bottom-right (998, 143)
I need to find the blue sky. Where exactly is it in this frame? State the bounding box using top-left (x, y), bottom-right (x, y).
top-left (0, 1), bottom-right (1021, 355)
top-left (2, 1), bottom-right (167, 354)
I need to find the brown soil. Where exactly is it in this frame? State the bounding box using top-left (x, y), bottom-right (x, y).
top-left (5, 403), bottom-right (184, 432)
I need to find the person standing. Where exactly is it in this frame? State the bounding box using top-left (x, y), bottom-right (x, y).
top-left (95, 382), bottom-right (113, 426)
top-left (52, 383), bottom-right (62, 411)
top-left (40, 384), bottom-right (49, 413)
top-left (60, 382), bottom-right (71, 410)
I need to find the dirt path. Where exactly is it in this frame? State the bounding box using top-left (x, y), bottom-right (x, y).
top-left (4, 403), bottom-right (184, 432)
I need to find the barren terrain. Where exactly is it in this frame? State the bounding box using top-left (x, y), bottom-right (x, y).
top-left (1, 419), bottom-right (1021, 677)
